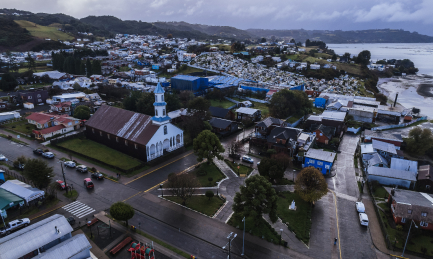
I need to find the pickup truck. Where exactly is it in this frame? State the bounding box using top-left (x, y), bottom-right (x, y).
top-left (0, 218), bottom-right (30, 236)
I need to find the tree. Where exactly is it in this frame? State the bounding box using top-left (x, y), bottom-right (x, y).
top-left (22, 158), bottom-right (54, 190)
top-left (233, 175), bottom-right (278, 224)
top-left (271, 153), bottom-right (292, 170)
top-left (260, 38), bottom-right (267, 43)
top-left (179, 91), bottom-right (195, 107)
top-left (0, 73), bottom-right (18, 91)
top-left (74, 105), bottom-right (91, 120)
top-left (294, 167), bottom-right (328, 203)
top-left (92, 60), bottom-right (102, 75)
top-left (123, 90), bottom-right (142, 112)
top-left (405, 127), bottom-right (433, 156)
top-left (188, 96), bottom-right (211, 114)
top-left (269, 89), bottom-right (312, 119)
top-left (205, 190), bottom-right (214, 200)
top-left (109, 202), bottom-right (135, 226)
top-left (165, 92), bottom-right (181, 112)
top-left (331, 54), bottom-right (337, 61)
top-left (257, 157), bottom-right (284, 183)
top-left (229, 140), bottom-right (241, 161)
top-left (166, 173), bottom-right (200, 205)
top-left (167, 34), bottom-right (173, 39)
top-left (193, 130), bottom-right (225, 163)
top-left (86, 58), bottom-right (92, 77)
top-left (25, 53), bottom-right (36, 71)
top-left (136, 92), bottom-right (155, 115)
top-left (356, 50), bottom-right (371, 66)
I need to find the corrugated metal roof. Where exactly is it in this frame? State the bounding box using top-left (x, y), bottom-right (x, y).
top-left (390, 158), bottom-right (418, 172)
top-left (368, 166), bottom-right (417, 181)
top-left (372, 139), bottom-right (397, 154)
top-left (0, 214), bottom-right (73, 259)
top-left (305, 149), bottom-right (336, 163)
top-left (235, 107), bottom-right (259, 115)
top-left (364, 129), bottom-right (403, 142)
top-left (0, 188), bottom-right (24, 210)
top-left (86, 105), bottom-right (159, 146)
top-left (32, 234), bottom-right (91, 259)
top-left (0, 180), bottom-right (44, 203)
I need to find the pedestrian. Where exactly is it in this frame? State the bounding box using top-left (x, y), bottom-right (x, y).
top-left (334, 238), bottom-right (338, 245)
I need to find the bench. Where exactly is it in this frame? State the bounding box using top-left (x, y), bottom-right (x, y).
top-left (86, 218), bottom-right (98, 227)
top-left (110, 237), bottom-right (133, 255)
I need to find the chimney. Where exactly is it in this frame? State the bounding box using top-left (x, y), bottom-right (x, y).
top-left (394, 93), bottom-right (398, 107)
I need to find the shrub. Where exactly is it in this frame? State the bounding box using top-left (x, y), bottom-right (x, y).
top-left (205, 190), bottom-right (214, 200)
top-left (396, 225), bottom-right (403, 231)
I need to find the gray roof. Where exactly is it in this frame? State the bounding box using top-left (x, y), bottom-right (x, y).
top-left (267, 126), bottom-right (302, 144)
top-left (418, 165), bottom-right (433, 181)
top-left (235, 107), bottom-right (259, 115)
top-left (390, 158), bottom-right (418, 172)
top-left (209, 106), bottom-right (231, 119)
top-left (32, 234), bottom-right (91, 259)
top-left (367, 153), bottom-right (389, 168)
top-left (0, 214), bottom-right (73, 259)
top-left (368, 167), bottom-right (417, 181)
top-left (360, 144), bottom-right (374, 154)
top-left (364, 129), bottom-right (403, 142)
top-left (384, 187), bottom-right (433, 222)
top-left (305, 149), bottom-right (336, 163)
top-left (372, 139), bottom-right (397, 155)
top-left (256, 117), bottom-right (284, 128)
top-left (0, 180), bottom-right (44, 203)
top-left (321, 111), bottom-right (346, 121)
top-left (209, 117), bottom-right (235, 129)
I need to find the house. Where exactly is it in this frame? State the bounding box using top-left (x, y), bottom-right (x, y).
top-left (266, 126), bottom-right (302, 155)
top-left (85, 83), bottom-right (184, 162)
top-left (209, 117), bottom-right (238, 135)
top-left (255, 117), bottom-right (285, 137)
top-left (313, 95), bottom-right (328, 108)
top-left (348, 107), bottom-right (376, 123)
top-left (367, 166), bottom-right (417, 189)
top-left (50, 102), bottom-right (72, 115)
top-left (0, 214), bottom-right (92, 259)
top-left (33, 71), bottom-right (71, 81)
top-left (372, 139), bottom-right (398, 162)
top-left (0, 101), bottom-right (10, 110)
top-left (19, 89), bottom-right (48, 105)
top-left (311, 124), bottom-right (336, 144)
top-left (385, 187), bottom-right (433, 231)
top-left (304, 149), bottom-right (336, 175)
top-left (26, 113), bottom-right (80, 140)
top-left (304, 111), bottom-right (346, 136)
top-left (364, 153), bottom-right (389, 168)
top-left (238, 100), bottom-right (252, 108)
top-left (209, 106), bottom-right (235, 120)
top-left (390, 158), bottom-right (418, 173)
top-left (364, 129), bottom-right (403, 150)
top-left (52, 92), bottom-right (86, 103)
top-left (417, 165), bottom-right (433, 193)
top-left (235, 107), bottom-right (261, 122)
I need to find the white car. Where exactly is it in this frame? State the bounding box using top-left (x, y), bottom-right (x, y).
top-left (359, 213), bottom-right (369, 226)
top-left (42, 152), bottom-right (54, 159)
top-left (242, 156), bottom-right (254, 164)
top-left (64, 161), bottom-right (76, 168)
top-left (355, 202), bottom-right (365, 213)
top-left (0, 154), bottom-right (6, 161)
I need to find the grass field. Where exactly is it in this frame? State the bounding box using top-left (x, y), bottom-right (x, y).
top-left (165, 195), bottom-right (225, 217)
top-left (225, 160), bottom-right (253, 176)
top-left (15, 20), bottom-right (74, 41)
top-left (2, 119), bottom-right (35, 135)
top-left (192, 162), bottom-right (226, 187)
top-left (252, 101), bottom-right (270, 118)
top-left (209, 99), bottom-right (235, 109)
top-left (57, 138), bottom-right (142, 170)
top-left (276, 192), bottom-right (312, 244)
top-left (228, 216), bottom-right (282, 245)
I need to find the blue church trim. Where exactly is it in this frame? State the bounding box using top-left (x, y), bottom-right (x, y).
top-left (152, 116), bottom-right (171, 122)
top-left (154, 82), bottom-right (165, 94)
top-left (153, 102), bottom-right (167, 106)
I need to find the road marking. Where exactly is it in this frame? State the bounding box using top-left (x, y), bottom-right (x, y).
top-left (62, 201), bottom-right (96, 218)
top-left (30, 204), bottom-right (64, 221)
top-left (329, 189), bottom-right (342, 259)
top-left (124, 151), bottom-right (193, 185)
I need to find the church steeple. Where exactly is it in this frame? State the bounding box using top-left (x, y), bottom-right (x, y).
top-left (152, 82), bottom-right (170, 125)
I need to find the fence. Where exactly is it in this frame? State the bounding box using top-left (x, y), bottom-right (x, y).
top-left (0, 166), bottom-right (31, 185)
top-left (244, 97), bottom-right (269, 104)
top-left (224, 97), bottom-right (240, 104)
top-left (371, 116), bottom-right (427, 131)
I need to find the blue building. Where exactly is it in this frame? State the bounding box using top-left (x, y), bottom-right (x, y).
top-left (171, 75), bottom-right (209, 94)
top-left (304, 149), bottom-right (336, 175)
top-left (367, 166), bottom-right (417, 189)
top-left (152, 64), bottom-right (160, 70)
top-left (313, 96), bottom-right (328, 109)
top-left (0, 169), bottom-right (4, 183)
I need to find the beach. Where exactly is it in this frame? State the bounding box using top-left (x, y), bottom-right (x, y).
top-left (377, 74), bottom-right (433, 118)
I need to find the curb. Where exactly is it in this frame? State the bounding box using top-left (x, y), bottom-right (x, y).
top-left (30, 203), bottom-right (65, 221)
top-left (158, 195), bottom-right (226, 219)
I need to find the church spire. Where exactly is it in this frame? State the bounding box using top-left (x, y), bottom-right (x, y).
top-left (152, 82), bottom-right (170, 125)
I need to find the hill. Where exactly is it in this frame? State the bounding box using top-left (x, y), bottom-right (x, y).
top-left (15, 20), bottom-right (74, 41)
top-left (0, 17), bottom-right (34, 48)
top-left (153, 22), bottom-right (252, 39)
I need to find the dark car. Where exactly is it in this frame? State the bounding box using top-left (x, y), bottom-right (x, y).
top-left (67, 216), bottom-right (75, 225)
top-left (33, 149), bottom-right (44, 155)
top-left (76, 165), bottom-right (88, 173)
top-left (91, 172), bottom-right (104, 180)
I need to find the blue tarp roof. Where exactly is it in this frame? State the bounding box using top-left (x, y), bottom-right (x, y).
top-left (172, 75), bottom-right (201, 81)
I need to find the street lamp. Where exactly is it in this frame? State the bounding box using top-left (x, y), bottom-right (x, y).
top-left (160, 184), bottom-right (163, 197)
top-left (222, 232), bottom-right (237, 259)
top-left (242, 217), bottom-right (245, 256)
top-left (402, 220), bottom-right (418, 257)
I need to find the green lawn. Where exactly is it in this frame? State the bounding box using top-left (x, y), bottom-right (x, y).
top-left (63, 190), bottom-right (78, 200)
top-left (225, 160), bottom-right (253, 176)
top-left (228, 216), bottom-right (282, 245)
top-left (286, 114), bottom-right (303, 124)
top-left (165, 195), bottom-right (224, 217)
top-left (15, 20), bottom-right (74, 41)
top-left (0, 133), bottom-right (29, 145)
top-left (251, 102), bottom-right (270, 118)
top-left (357, 181), bottom-right (363, 193)
top-left (57, 138), bottom-right (142, 170)
top-left (3, 119), bottom-right (36, 135)
top-left (276, 192), bottom-right (312, 244)
top-left (311, 106), bottom-right (324, 115)
top-left (373, 186), bottom-right (388, 199)
top-left (192, 162), bottom-right (225, 187)
top-left (209, 99), bottom-right (236, 109)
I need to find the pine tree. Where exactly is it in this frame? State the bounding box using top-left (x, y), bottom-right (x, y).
top-left (86, 58), bottom-right (92, 76)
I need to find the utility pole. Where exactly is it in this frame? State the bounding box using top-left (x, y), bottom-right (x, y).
top-left (60, 161), bottom-right (68, 194)
top-left (242, 217), bottom-right (245, 256)
top-left (222, 232), bottom-right (237, 259)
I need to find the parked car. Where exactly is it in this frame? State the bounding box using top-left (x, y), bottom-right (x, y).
top-left (64, 161), bottom-right (76, 168)
top-left (67, 216), bottom-right (75, 226)
top-left (91, 171), bottom-right (104, 180)
top-left (33, 149), bottom-right (44, 155)
top-left (42, 152), bottom-right (54, 159)
top-left (242, 156), bottom-right (254, 164)
top-left (0, 218), bottom-right (30, 236)
top-left (359, 213), bottom-right (369, 226)
top-left (355, 202), bottom-right (365, 213)
top-left (76, 165), bottom-right (88, 173)
top-left (84, 178), bottom-right (94, 189)
top-left (257, 161), bottom-right (260, 166)
top-left (0, 154), bottom-right (6, 161)
top-left (229, 153), bottom-right (240, 160)
top-left (14, 163), bottom-right (25, 170)
top-left (56, 180), bottom-right (68, 190)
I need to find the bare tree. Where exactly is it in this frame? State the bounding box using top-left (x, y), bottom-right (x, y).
top-left (166, 174), bottom-right (200, 205)
top-left (229, 140), bottom-right (241, 161)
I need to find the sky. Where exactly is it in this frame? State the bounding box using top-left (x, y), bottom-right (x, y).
top-left (3, 0), bottom-right (433, 35)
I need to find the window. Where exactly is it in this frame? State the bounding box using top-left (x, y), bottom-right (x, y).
top-left (408, 209), bottom-right (412, 214)
top-left (107, 134), bottom-right (110, 139)
top-left (155, 109), bottom-right (158, 116)
top-left (427, 185), bottom-right (431, 190)
top-left (162, 95), bottom-right (164, 102)
top-left (155, 95), bottom-right (158, 102)
top-left (309, 160), bottom-right (315, 165)
top-left (92, 128), bottom-right (95, 133)
top-left (401, 218), bottom-right (406, 223)
top-left (164, 125), bottom-right (167, 135)
top-left (125, 140), bottom-right (128, 146)
top-left (325, 165), bottom-right (330, 169)
top-left (422, 212), bottom-right (428, 217)
top-left (163, 109), bottom-right (166, 116)
top-left (420, 221), bottom-right (428, 227)
top-left (135, 144), bottom-right (138, 149)
top-left (37, 94), bottom-right (41, 98)
top-left (116, 137), bottom-right (119, 142)
top-left (100, 131), bottom-right (102, 136)
top-left (28, 96), bottom-right (32, 99)
top-left (38, 99), bottom-right (42, 102)
top-left (317, 161), bottom-right (323, 166)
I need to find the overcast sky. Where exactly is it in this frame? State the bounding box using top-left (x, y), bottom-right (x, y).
top-left (3, 0), bottom-right (433, 35)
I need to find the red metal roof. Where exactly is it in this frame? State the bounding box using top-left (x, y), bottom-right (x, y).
top-left (86, 105), bottom-right (159, 146)
top-left (33, 125), bottom-right (65, 135)
top-left (27, 113), bottom-right (53, 124)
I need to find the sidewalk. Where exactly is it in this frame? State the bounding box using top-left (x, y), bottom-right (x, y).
top-left (95, 211), bottom-right (186, 259)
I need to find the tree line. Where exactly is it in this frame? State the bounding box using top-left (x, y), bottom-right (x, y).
top-left (51, 51), bottom-right (102, 76)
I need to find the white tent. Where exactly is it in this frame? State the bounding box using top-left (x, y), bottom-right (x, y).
top-left (0, 180), bottom-right (44, 204)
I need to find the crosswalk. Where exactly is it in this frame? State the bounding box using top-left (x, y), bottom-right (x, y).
top-left (62, 201), bottom-right (95, 218)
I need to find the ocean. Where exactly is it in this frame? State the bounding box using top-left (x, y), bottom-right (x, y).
top-left (328, 43), bottom-right (433, 76)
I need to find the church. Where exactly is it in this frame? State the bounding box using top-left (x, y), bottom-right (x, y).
top-left (85, 83), bottom-right (184, 162)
